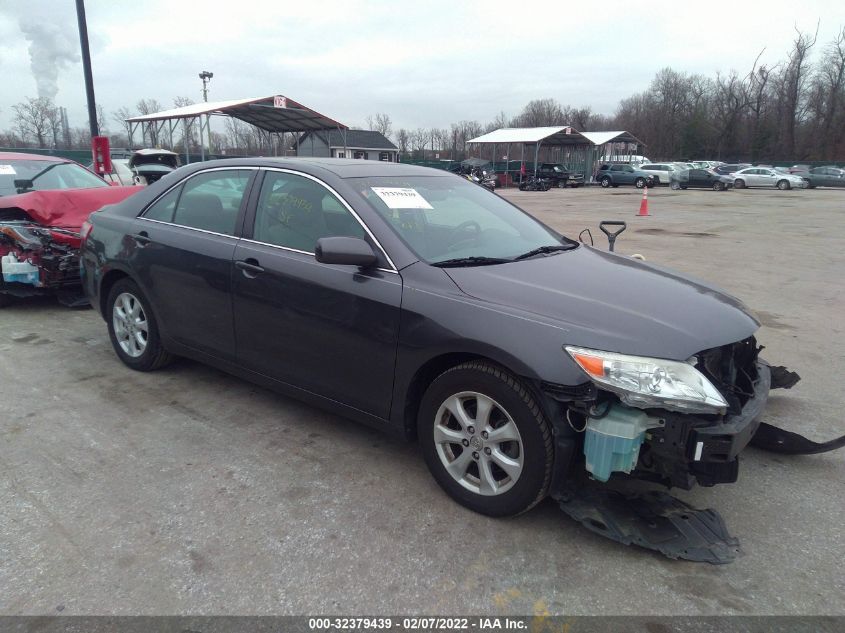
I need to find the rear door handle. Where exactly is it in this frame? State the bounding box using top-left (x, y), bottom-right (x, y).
top-left (235, 259), bottom-right (265, 277)
top-left (133, 231), bottom-right (151, 246)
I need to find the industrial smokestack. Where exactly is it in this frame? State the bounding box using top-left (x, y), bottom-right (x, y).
top-left (61, 107), bottom-right (71, 148)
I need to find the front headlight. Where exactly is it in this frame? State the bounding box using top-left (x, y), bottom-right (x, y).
top-left (565, 346), bottom-right (728, 414)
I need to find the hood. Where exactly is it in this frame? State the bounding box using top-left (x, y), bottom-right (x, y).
top-left (0, 187), bottom-right (139, 230)
top-left (444, 246), bottom-right (759, 361)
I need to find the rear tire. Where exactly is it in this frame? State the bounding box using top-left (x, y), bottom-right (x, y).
top-left (106, 278), bottom-right (174, 371)
top-left (0, 292), bottom-right (13, 308)
top-left (418, 362), bottom-right (553, 517)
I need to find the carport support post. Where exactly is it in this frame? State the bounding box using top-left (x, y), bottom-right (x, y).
top-left (183, 118), bottom-right (190, 164)
top-left (199, 116), bottom-right (205, 161)
top-left (520, 144), bottom-right (525, 185)
top-left (505, 143), bottom-right (510, 187)
top-left (533, 141), bottom-right (541, 177)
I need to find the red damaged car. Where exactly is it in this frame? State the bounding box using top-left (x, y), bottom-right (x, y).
top-left (0, 152), bottom-right (140, 307)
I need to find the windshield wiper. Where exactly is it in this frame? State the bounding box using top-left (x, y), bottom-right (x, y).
top-left (431, 256), bottom-right (511, 268)
top-left (513, 244), bottom-right (575, 261)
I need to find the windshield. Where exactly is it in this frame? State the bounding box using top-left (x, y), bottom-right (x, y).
top-left (0, 159), bottom-right (108, 196)
top-left (351, 175), bottom-right (572, 264)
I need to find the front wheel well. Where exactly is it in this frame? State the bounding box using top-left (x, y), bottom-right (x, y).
top-left (98, 269), bottom-right (130, 319)
top-left (403, 353), bottom-right (494, 440)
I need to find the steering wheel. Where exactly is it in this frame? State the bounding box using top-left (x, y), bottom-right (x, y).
top-left (446, 220), bottom-right (482, 251)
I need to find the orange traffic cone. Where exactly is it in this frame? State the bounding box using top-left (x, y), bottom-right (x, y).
top-left (637, 186), bottom-right (650, 216)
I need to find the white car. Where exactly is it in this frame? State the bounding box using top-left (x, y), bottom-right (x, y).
top-left (732, 167), bottom-right (807, 190)
top-left (638, 163), bottom-right (681, 186)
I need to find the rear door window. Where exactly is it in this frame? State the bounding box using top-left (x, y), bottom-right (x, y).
top-left (171, 170), bottom-right (251, 236)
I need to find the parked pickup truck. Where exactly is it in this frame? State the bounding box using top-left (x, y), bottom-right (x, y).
top-left (594, 164), bottom-right (655, 188)
top-left (536, 163), bottom-right (585, 188)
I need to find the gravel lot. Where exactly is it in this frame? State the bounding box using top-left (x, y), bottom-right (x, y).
top-left (1, 185), bottom-right (843, 615)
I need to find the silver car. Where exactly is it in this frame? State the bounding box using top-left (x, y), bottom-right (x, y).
top-left (732, 167), bottom-right (807, 190)
top-left (638, 163), bottom-right (680, 186)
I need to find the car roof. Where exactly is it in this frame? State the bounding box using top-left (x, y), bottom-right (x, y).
top-left (175, 156), bottom-right (446, 179)
top-left (0, 151), bottom-right (68, 162)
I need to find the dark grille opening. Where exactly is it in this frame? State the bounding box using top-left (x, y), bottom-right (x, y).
top-left (695, 337), bottom-right (759, 414)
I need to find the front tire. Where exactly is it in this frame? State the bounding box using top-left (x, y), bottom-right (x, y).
top-left (635, 177), bottom-right (646, 188)
top-left (734, 178), bottom-right (745, 189)
top-left (106, 278), bottom-right (174, 371)
top-left (418, 362), bottom-right (553, 517)
top-left (600, 176), bottom-right (611, 188)
top-left (670, 181), bottom-right (681, 190)
top-left (713, 181), bottom-right (724, 191)
top-left (777, 179), bottom-right (790, 190)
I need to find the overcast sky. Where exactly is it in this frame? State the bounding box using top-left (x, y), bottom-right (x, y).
top-left (1, 0), bottom-right (844, 135)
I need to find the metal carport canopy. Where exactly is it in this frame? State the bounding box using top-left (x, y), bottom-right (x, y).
top-left (125, 95), bottom-right (347, 133)
top-left (466, 127), bottom-right (593, 180)
top-left (579, 130), bottom-right (645, 146)
top-left (467, 126), bottom-right (589, 146)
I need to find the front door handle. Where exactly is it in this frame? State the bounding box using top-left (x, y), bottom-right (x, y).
top-left (133, 231), bottom-right (151, 246)
top-left (235, 258), bottom-right (265, 277)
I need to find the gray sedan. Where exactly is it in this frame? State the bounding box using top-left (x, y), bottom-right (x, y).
top-left (732, 167), bottom-right (807, 190)
top-left (804, 166), bottom-right (845, 188)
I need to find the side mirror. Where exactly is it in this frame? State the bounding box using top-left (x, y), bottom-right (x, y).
top-left (315, 236), bottom-right (378, 268)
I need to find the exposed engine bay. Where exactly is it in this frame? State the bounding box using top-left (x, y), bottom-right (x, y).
top-left (541, 222), bottom-right (845, 564)
top-left (0, 218), bottom-right (85, 305)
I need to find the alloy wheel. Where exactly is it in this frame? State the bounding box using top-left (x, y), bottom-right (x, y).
top-left (112, 292), bottom-right (149, 358)
top-left (433, 391), bottom-right (524, 496)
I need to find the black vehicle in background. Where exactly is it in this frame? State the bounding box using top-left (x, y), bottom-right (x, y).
top-left (518, 174), bottom-right (552, 191)
top-left (450, 158), bottom-right (497, 190)
top-left (535, 163), bottom-right (585, 188)
top-left (82, 157), bottom-right (818, 562)
top-left (670, 168), bottom-right (734, 191)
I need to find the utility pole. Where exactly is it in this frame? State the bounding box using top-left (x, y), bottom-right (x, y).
top-left (75, 0), bottom-right (98, 138)
top-left (199, 70), bottom-right (213, 156)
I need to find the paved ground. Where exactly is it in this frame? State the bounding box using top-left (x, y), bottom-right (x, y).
top-left (1, 185), bottom-right (843, 615)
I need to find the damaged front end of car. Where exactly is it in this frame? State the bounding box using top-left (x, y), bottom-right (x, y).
top-left (527, 223), bottom-right (845, 563)
top-left (0, 218), bottom-right (87, 306)
top-left (0, 186), bottom-right (140, 307)
top-left (537, 337), bottom-right (785, 562)
top-left (543, 327), bottom-right (844, 564)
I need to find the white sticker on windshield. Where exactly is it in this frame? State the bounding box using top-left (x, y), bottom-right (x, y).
top-left (0, 165), bottom-right (16, 175)
top-left (371, 187), bottom-right (433, 209)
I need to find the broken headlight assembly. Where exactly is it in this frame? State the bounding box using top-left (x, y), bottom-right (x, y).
top-left (565, 346), bottom-right (727, 414)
